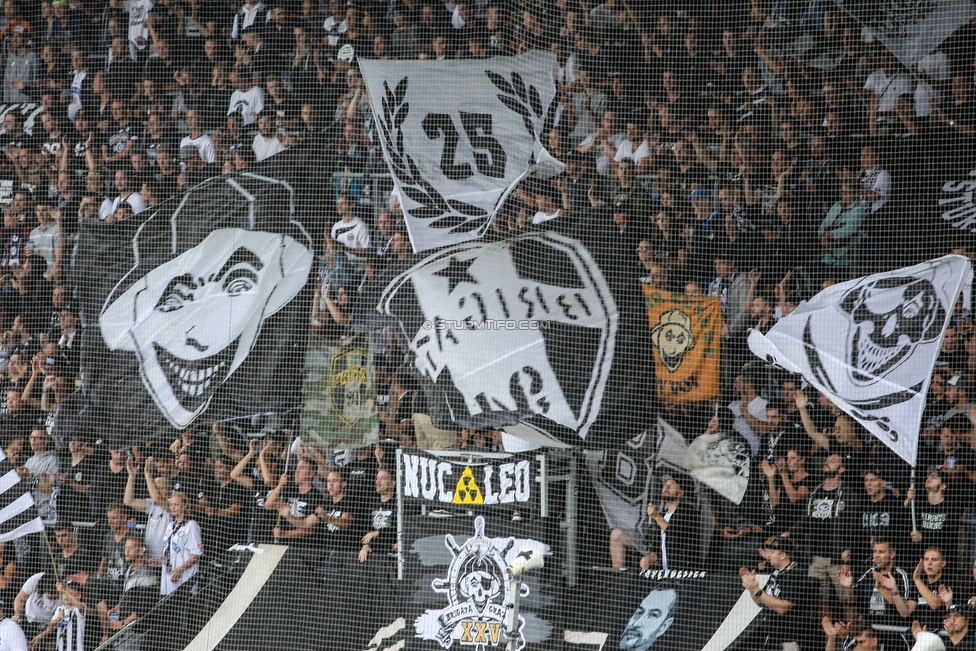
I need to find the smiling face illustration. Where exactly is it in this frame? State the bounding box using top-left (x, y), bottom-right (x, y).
top-left (650, 309), bottom-right (696, 372)
top-left (100, 228), bottom-right (312, 429)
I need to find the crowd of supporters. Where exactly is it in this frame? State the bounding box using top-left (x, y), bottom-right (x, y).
top-left (0, 0), bottom-right (970, 650)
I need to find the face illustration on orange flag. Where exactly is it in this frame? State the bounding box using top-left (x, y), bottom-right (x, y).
top-left (644, 286), bottom-right (722, 404)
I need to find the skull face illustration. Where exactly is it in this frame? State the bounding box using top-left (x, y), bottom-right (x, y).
top-left (458, 569), bottom-right (501, 610)
top-left (839, 277), bottom-right (945, 384)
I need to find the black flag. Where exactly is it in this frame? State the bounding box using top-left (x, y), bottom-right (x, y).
top-left (67, 156), bottom-right (315, 447)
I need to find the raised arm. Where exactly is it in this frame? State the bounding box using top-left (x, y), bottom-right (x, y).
top-left (229, 439), bottom-right (259, 490)
top-left (142, 458), bottom-right (170, 513)
top-left (257, 441), bottom-right (278, 487)
top-left (213, 423), bottom-right (244, 462)
top-left (794, 392), bottom-right (830, 451)
top-left (777, 458), bottom-right (809, 504)
top-left (123, 457), bottom-right (148, 512)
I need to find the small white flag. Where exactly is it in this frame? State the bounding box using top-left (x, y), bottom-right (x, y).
top-left (834, 0), bottom-right (976, 66)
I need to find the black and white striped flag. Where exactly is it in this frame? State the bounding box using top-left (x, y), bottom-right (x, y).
top-left (0, 449), bottom-right (44, 543)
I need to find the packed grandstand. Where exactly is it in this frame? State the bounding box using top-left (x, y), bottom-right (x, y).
top-left (0, 1), bottom-right (971, 651)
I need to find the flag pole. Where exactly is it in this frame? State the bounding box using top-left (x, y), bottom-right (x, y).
top-left (273, 433), bottom-right (299, 543)
top-left (909, 465), bottom-right (917, 534)
top-left (42, 529), bottom-right (60, 584)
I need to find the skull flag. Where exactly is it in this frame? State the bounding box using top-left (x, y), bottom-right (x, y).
top-left (748, 255), bottom-right (973, 466)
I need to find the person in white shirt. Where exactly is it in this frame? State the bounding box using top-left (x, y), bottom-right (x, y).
top-left (863, 65), bottom-right (912, 113)
top-left (12, 572), bottom-right (60, 640)
top-left (22, 429), bottom-right (59, 519)
top-left (330, 193), bottom-right (371, 256)
top-left (28, 202), bottom-right (60, 281)
top-left (531, 182), bottom-right (571, 225)
top-left (161, 493), bottom-right (204, 596)
top-left (178, 109), bottom-right (217, 165)
top-left (230, 0), bottom-right (269, 41)
top-left (0, 600), bottom-right (28, 651)
top-left (251, 115), bottom-right (286, 162)
top-left (123, 456), bottom-right (173, 561)
top-left (614, 119), bottom-right (652, 170)
top-left (109, 0), bottom-right (153, 57)
top-left (857, 145), bottom-right (890, 215)
top-left (110, 170), bottom-right (148, 216)
top-left (66, 50), bottom-right (89, 123)
top-left (322, 0), bottom-right (348, 49)
top-left (227, 68), bottom-right (264, 127)
top-left (30, 580), bottom-right (85, 651)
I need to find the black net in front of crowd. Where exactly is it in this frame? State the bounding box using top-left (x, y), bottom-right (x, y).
top-left (1, 2), bottom-right (976, 651)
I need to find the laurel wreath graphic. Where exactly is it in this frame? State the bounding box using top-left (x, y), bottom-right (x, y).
top-left (377, 70), bottom-right (552, 234)
top-left (378, 77), bottom-right (489, 234)
top-left (486, 70), bottom-right (546, 147)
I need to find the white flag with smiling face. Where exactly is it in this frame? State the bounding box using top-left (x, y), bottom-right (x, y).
top-left (359, 51), bottom-right (564, 253)
top-left (748, 255), bottom-right (973, 466)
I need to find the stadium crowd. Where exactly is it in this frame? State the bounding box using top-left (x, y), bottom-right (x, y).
top-left (0, 0), bottom-right (967, 650)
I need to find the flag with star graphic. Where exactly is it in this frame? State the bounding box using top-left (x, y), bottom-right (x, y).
top-left (376, 223), bottom-right (655, 447)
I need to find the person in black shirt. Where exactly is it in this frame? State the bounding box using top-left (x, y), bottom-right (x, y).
top-left (904, 468), bottom-right (962, 566)
top-left (1, 386), bottom-right (45, 440)
top-left (632, 477), bottom-right (698, 571)
top-left (822, 620), bottom-right (881, 651)
top-left (100, 100), bottom-right (139, 172)
top-left (314, 469), bottom-right (363, 555)
top-left (358, 468), bottom-right (395, 564)
top-left (740, 536), bottom-right (814, 650)
top-left (840, 537), bottom-right (917, 650)
top-left (200, 456), bottom-right (249, 552)
top-left (266, 458), bottom-right (329, 549)
top-left (936, 74), bottom-right (976, 142)
top-left (766, 447), bottom-right (812, 536)
top-left (790, 452), bottom-right (856, 622)
top-left (931, 603), bottom-right (976, 649)
top-left (850, 467), bottom-right (913, 562)
top-left (53, 524), bottom-right (96, 581)
top-left (57, 434), bottom-right (97, 523)
top-left (911, 546), bottom-right (953, 633)
top-left (337, 446), bottom-right (376, 504)
top-left (170, 452), bottom-right (203, 504)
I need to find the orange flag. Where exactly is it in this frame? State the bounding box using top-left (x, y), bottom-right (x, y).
top-left (643, 285), bottom-right (722, 404)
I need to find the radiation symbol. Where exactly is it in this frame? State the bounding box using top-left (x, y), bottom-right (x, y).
top-left (453, 467), bottom-right (484, 504)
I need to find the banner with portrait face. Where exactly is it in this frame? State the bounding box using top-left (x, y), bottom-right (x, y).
top-left (643, 287), bottom-right (721, 404)
top-left (564, 569), bottom-right (760, 651)
top-left (69, 153), bottom-right (315, 446)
